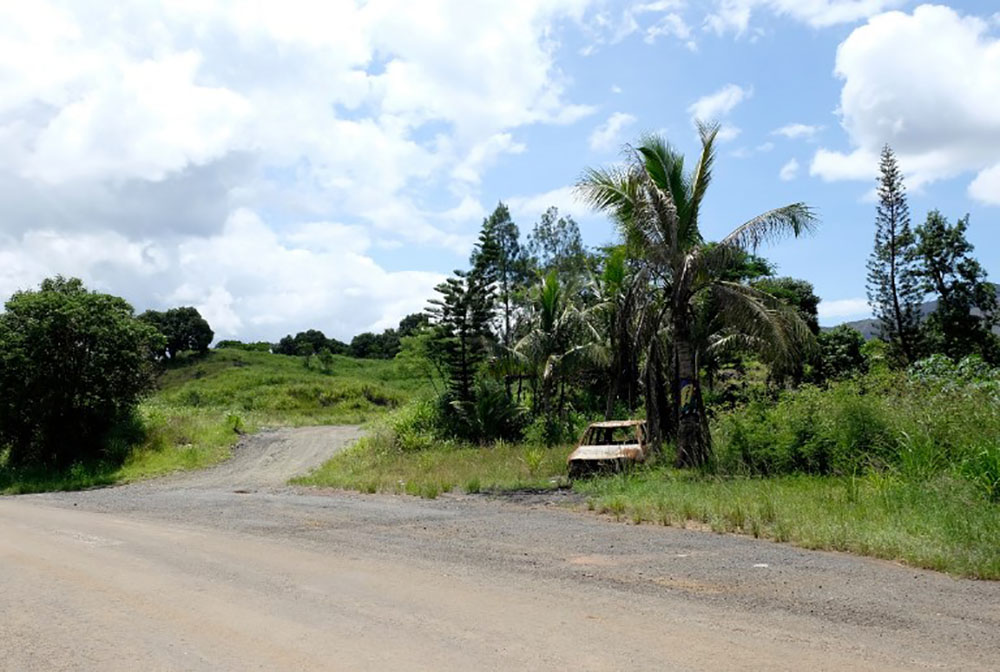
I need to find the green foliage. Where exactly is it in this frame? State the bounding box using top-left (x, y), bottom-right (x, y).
top-left (959, 444), bottom-right (1000, 503)
top-left (814, 325), bottom-right (867, 381)
top-left (714, 366), bottom-right (1000, 502)
top-left (348, 330), bottom-right (400, 359)
top-left (753, 277), bottom-right (820, 334)
top-left (0, 277), bottom-right (163, 467)
top-left (274, 329), bottom-right (348, 357)
top-left (470, 202), bottom-right (530, 349)
top-left (578, 124), bottom-right (817, 466)
top-left (525, 206), bottom-right (589, 279)
top-left (426, 269), bottom-right (494, 406)
top-left (295, 405), bottom-right (569, 495)
top-left (913, 211), bottom-right (998, 362)
top-left (866, 144), bottom-right (922, 361)
top-left (515, 271), bottom-right (605, 438)
top-left (215, 340), bottom-right (272, 352)
top-left (140, 306), bottom-right (214, 358)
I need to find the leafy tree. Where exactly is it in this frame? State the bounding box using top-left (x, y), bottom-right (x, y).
top-left (139, 307), bottom-right (213, 358)
top-left (426, 270), bottom-right (494, 408)
top-left (578, 124), bottom-right (816, 466)
top-left (274, 335), bottom-right (298, 355)
top-left (397, 312), bottom-right (429, 338)
top-left (914, 211), bottom-right (998, 361)
top-left (295, 329), bottom-right (334, 356)
top-left (349, 330), bottom-right (400, 359)
top-left (274, 330), bottom-right (348, 356)
top-left (814, 325), bottom-right (867, 381)
top-left (0, 277), bottom-right (163, 467)
top-left (866, 144), bottom-right (922, 362)
top-left (215, 340), bottom-right (272, 352)
top-left (526, 207), bottom-right (589, 279)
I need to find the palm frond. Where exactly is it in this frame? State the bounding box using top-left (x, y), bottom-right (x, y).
top-left (720, 203), bottom-right (817, 251)
top-left (710, 281), bottom-right (816, 368)
top-left (683, 121), bottom-right (719, 243)
top-left (575, 165), bottom-right (637, 225)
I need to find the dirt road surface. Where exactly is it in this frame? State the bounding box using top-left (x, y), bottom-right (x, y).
top-left (2, 426), bottom-right (998, 671)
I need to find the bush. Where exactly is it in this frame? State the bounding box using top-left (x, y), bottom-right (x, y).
top-left (713, 369), bottom-right (1000, 491)
top-left (0, 277), bottom-right (163, 467)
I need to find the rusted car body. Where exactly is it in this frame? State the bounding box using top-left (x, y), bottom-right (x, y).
top-left (567, 420), bottom-right (648, 478)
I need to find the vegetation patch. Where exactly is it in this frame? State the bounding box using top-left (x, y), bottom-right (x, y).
top-left (575, 468), bottom-right (1000, 580)
top-left (293, 404), bottom-right (569, 496)
top-left (1, 347), bottom-right (427, 493)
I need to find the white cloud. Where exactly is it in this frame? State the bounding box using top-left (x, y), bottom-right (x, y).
top-left (0, 0), bottom-right (601, 338)
top-left (688, 84), bottom-right (751, 121)
top-left (818, 297), bottom-right (870, 321)
top-left (779, 158), bottom-right (800, 181)
top-left (507, 186), bottom-right (592, 223)
top-left (969, 164), bottom-right (1000, 205)
top-left (0, 210), bottom-right (446, 341)
top-left (773, 123), bottom-right (822, 140)
top-left (716, 124), bottom-right (742, 143)
top-left (589, 112), bottom-right (637, 151)
top-left (705, 0), bottom-right (905, 35)
top-left (810, 5), bottom-right (1000, 203)
top-left (731, 141), bottom-right (773, 159)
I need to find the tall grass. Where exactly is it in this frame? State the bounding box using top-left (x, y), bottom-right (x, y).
top-left (294, 414), bottom-right (569, 497)
top-left (713, 369), bottom-right (1000, 499)
top-left (574, 466), bottom-right (1000, 579)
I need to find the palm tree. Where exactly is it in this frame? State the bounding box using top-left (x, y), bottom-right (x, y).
top-left (594, 247), bottom-right (644, 418)
top-left (577, 123), bottom-right (817, 467)
top-left (514, 271), bottom-right (605, 442)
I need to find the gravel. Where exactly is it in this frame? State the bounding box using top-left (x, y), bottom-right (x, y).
top-left (8, 425), bottom-right (1000, 670)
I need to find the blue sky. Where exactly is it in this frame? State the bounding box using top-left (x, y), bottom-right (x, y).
top-left (0, 1), bottom-right (998, 340)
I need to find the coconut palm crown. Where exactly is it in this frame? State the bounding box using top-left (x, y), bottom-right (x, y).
top-left (576, 122), bottom-right (818, 467)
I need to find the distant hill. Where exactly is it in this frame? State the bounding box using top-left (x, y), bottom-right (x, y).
top-left (829, 285), bottom-right (1000, 339)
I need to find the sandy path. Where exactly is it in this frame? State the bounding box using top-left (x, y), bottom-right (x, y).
top-left (2, 426), bottom-right (998, 671)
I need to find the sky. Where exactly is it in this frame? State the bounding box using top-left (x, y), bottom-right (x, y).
top-left (1, 1), bottom-right (998, 342)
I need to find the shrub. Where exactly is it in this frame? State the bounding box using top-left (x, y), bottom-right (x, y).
top-left (713, 369), bottom-right (1000, 487)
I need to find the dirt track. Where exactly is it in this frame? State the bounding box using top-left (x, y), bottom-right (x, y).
top-left (2, 426), bottom-right (998, 671)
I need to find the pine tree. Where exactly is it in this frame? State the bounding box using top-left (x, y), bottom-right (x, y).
top-left (469, 202), bottom-right (529, 349)
top-left (425, 270), bottom-right (494, 406)
top-left (866, 145), bottom-right (922, 362)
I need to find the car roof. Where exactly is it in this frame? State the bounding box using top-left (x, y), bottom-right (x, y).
top-left (587, 420), bottom-right (645, 428)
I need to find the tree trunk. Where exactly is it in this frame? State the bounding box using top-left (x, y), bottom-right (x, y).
top-left (673, 334), bottom-right (710, 468)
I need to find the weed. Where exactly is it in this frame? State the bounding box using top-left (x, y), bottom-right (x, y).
top-left (522, 447), bottom-right (545, 476)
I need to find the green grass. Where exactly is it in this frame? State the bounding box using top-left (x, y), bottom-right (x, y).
top-left (294, 425), bottom-right (570, 497)
top-left (0, 348), bottom-right (428, 493)
top-left (574, 465), bottom-right (1000, 579)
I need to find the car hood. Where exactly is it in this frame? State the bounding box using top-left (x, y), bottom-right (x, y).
top-left (568, 444), bottom-right (645, 462)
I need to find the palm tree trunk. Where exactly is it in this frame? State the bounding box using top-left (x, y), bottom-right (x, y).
top-left (673, 334), bottom-right (710, 468)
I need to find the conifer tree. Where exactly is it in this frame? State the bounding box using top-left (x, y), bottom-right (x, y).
top-left (866, 145), bottom-right (922, 362)
top-left (426, 270), bottom-right (494, 406)
top-left (469, 202), bottom-right (529, 349)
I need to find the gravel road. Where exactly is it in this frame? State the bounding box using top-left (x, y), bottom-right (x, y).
top-left (2, 426), bottom-right (998, 671)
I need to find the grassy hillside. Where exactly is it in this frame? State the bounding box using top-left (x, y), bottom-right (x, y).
top-left (0, 348), bottom-right (429, 493)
